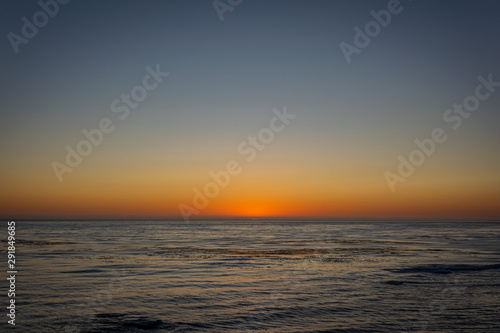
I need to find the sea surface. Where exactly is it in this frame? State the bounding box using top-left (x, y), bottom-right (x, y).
top-left (6, 220), bottom-right (500, 332)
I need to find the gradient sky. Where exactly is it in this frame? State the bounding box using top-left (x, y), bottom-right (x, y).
top-left (1, 0), bottom-right (499, 219)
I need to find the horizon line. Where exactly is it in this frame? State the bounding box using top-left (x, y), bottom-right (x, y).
top-left (3, 216), bottom-right (499, 222)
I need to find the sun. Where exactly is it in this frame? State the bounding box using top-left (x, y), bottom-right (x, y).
top-left (208, 199), bottom-right (288, 218)
top-left (238, 205), bottom-right (277, 217)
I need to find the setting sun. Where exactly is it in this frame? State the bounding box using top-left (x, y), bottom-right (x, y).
top-left (207, 198), bottom-right (290, 217)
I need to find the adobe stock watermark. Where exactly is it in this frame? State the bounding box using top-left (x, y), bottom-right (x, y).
top-left (385, 73), bottom-right (499, 192)
top-left (62, 270), bottom-right (131, 333)
top-left (412, 276), bottom-right (466, 332)
top-left (178, 106), bottom-right (296, 222)
top-left (213, 0), bottom-right (243, 22)
top-left (340, 0), bottom-right (411, 64)
top-left (7, 0), bottom-right (71, 54)
top-left (51, 64), bottom-right (169, 182)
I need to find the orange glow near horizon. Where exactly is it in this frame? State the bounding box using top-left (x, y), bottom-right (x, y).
top-left (1, 156), bottom-right (499, 220)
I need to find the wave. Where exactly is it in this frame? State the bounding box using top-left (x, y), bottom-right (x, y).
top-left (389, 263), bottom-right (500, 274)
top-left (147, 246), bottom-right (424, 259)
top-left (82, 314), bottom-right (166, 332)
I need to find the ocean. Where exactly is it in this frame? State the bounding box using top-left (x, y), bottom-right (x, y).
top-left (8, 220), bottom-right (500, 332)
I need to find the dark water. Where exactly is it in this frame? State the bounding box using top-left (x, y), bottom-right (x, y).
top-left (6, 220), bottom-right (500, 332)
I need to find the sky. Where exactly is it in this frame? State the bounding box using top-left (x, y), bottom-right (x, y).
top-left (1, 0), bottom-right (499, 220)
